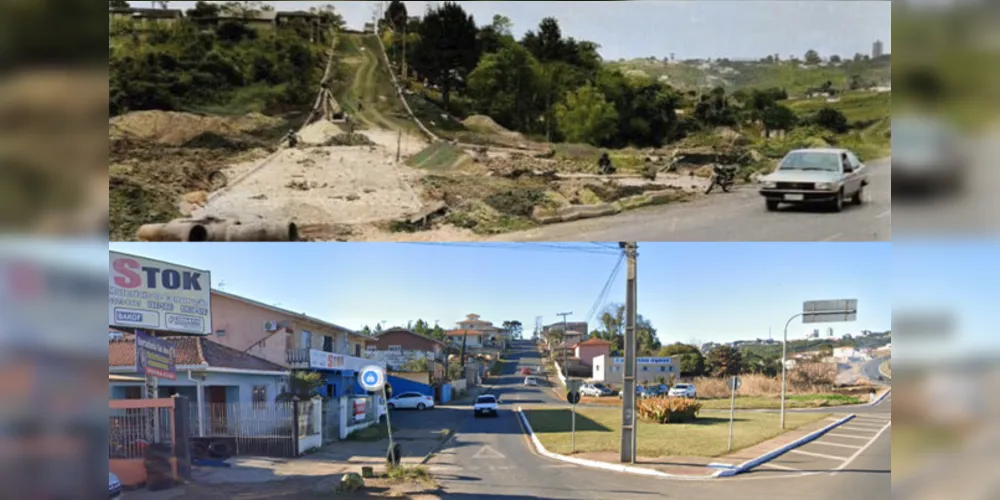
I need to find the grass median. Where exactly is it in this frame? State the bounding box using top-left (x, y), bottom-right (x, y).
top-left (572, 393), bottom-right (863, 410)
top-left (522, 407), bottom-right (829, 457)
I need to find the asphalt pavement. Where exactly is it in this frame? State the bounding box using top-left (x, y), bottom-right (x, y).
top-left (861, 357), bottom-right (890, 385)
top-left (423, 340), bottom-right (891, 499)
top-left (492, 159), bottom-right (890, 242)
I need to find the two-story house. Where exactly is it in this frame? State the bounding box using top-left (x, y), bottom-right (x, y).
top-left (449, 314), bottom-right (510, 348)
top-left (208, 290), bottom-right (381, 399)
top-left (365, 328), bottom-right (445, 379)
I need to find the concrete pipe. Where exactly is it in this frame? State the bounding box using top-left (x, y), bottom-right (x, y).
top-left (222, 222), bottom-right (299, 242)
top-left (136, 221), bottom-right (210, 242)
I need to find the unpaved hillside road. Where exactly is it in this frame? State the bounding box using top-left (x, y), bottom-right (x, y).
top-left (491, 158), bottom-right (891, 242)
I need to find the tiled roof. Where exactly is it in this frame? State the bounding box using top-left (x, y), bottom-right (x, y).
top-left (109, 336), bottom-right (284, 373)
top-left (378, 328), bottom-right (446, 346)
top-left (445, 329), bottom-right (484, 337)
top-left (577, 338), bottom-right (612, 346)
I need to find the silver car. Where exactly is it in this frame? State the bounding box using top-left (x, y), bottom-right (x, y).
top-left (758, 148), bottom-right (869, 212)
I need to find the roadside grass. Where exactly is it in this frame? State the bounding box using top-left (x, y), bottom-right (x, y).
top-left (785, 91), bottom-right (891, 126)
top-left (384, 465), bottom-right (436, 487)
top-left (881, 360), bottom-right (891, 378)
top-left (345, 421), bottom-right (395, 441)
top-left (522, 407), bottom-right (828, 457)
top-left (571, 393), bottom-right (863, 410)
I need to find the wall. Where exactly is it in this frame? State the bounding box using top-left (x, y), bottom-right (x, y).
top-left (575, 344), bottom-right (610, 365)
top-left (386, 374), bottom-right (432, 397)
top-left (594, 362), bottom-right (678, 386)
top-left (392, 371), bottom-right (431, 385)
top-left (109, 370), bottom-right (285, 406)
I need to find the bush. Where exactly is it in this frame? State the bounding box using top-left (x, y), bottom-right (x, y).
top-left (636, 397), bottom-right (701, 424)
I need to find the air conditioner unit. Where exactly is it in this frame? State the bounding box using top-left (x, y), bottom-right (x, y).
top-left (264, 320), bottom-right (279, 332)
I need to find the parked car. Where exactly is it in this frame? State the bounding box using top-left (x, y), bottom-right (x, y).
top-left (617, 385), bottom-right (660, 399)
top-left (109, 472), bottom-right (123, 499)
top-left (387, 392), bottom-right (435, 411)
top-left (667, 383), bottom-right (697, 398)
top-left (523, 376), bottom-right (539, 387)
top-left (758, 148), bottom-right (869, 212)
top-left (892, 114), bottom-right (967, 196)
top-left (580, 383), bottom-right (613, 397)
top-left (473, 394), bottom-right (499, 417)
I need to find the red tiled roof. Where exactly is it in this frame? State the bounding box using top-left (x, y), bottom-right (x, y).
top-left (445, 329), bottom-right (484, 337)
top-left (577, 338), bottom-right (612, 346)
top-left (109, 336), bottom-right (284, 372)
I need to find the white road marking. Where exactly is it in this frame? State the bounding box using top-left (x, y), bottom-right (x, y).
top-left (810, 441), bottom-right (863, 450)
top-left (760, 462), bottom-right (801, 471)
top-left (472, 444), bottom-right (506, 459)
top-left (820, 233), bottom-right (843, 241)
top-left (834, 421), bottom-right (892, 472)
top-left (788, 449), bottom-right (850, 461)
top-left (875, 209), bottom-right (891, 219)
top-left (839, 426), bottom-right (881, 432)
top-left (825, 433), bottom-right (873, 440)
top-left (842, 423), bottom-right (886, 429)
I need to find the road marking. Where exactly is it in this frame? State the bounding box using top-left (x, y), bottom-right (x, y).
top-left (842, 423), bottom-right (886, 430)
top-left (826, 433), bottom-right (873, 440)
top-left (788, 449), bottom-right (850, 461)
top-left (839, 426), bottom-right (881, 432)
top-left (472, 444), bottom-right (506, 459)
top-left (875, 209), bottom-right (891, 219)
top-left (810, 441), bottom-right (863, 450)
top-left (834, 421), bottom-right (892, 471)
top-left (760, 462), bottom-right (801, 471)
top-left (820, 233), bottom-right (843, 242)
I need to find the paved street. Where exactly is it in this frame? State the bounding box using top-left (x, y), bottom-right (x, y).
top-left (424, 340), bottom-right (891, 499)
top-left (493, 159), bottom-right (890, 242)
top-left (861, 357), bottom-right (890, 385)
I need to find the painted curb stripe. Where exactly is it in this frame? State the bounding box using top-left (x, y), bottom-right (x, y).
top-left (715, 413), bottom-right (857, 477)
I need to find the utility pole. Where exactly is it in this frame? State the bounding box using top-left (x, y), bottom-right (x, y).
top-left (556, 312), bottom-right (572, 377)
top-left (619, 242), bottom-right (638, 463)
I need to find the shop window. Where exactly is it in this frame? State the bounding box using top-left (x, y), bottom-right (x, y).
top-left (252, 386), bottom-right (267, 407)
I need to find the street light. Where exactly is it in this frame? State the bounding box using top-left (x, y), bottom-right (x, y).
top-left (781, 299), bottom-right (858, 429)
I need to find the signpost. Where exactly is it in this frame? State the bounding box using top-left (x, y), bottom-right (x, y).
top-left (566, 378), bottom-right (581, 452)
top-left (728, 376), bottom-right (741, 452)
top-left (360, 365), bottom-right (397, 467)
top-left (781, 299), bottom-right (858, 429)
top-left (134, 330), bottom-right (177, 445)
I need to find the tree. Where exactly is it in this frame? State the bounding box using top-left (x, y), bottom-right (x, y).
top-left (804, 49), bottom-right (821, 65)
top-left (502, 320), bottom-right (523, 339)
top-left (636, 315), bottom-right (661, 355)
top-left (383, 0), bottom-right (407, 31)
top-left (466, 42), bottom-right (542, 132)
top-left (658, 343), bottom-right (705, 376)
top-left (761, 105), bottom-right (797, 135)
top-left (555, 83), bottom-right (618, 145)
top-left (706, 345), bottom-right (743, 377)
top-left (814, 108), bottom-right (849, 133)
top-left (830, 54), bottom-right (842, 63)
top-left (403, 357), bottom-right (430, 372)
top-left (186, 0), bottom-right (220, 19)
top-left (276, 371), bottom-right (325, 401)
top-left (412, 2), bottom-right (479, 110)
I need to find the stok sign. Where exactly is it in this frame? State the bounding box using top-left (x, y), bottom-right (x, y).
top-left (112, 258), bottom-right (205, 291)
top-left (109, 252), bottom-right (212, 335)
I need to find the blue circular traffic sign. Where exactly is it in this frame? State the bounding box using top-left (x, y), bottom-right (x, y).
top-left (359, 365), bottom-right (386, 392)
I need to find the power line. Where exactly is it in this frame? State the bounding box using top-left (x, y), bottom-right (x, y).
top-left (586, 253), bottom-right (625, 324)
top-left (403, 242), bottom-right (620, 256)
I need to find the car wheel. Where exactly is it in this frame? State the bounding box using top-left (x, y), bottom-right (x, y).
top-left (830, 190), bottom-right (844, 212)
top-left (851, 185), bottom-right (864, 205)
top-left (387, 403), bottom-right (395, 410)
top-left (765, 200), bottom-right (780, 212)
top-left (417, 403), bottom-right (426, 411)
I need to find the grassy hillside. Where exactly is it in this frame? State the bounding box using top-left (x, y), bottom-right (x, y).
top-left (609, 56), bottom-right (891, 95)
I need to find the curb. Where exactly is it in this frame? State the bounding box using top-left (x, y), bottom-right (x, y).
top-left (714, 413), bottom-right (856, 477)
top-left (515, 406), bottom-right (713, 480)
top-left (878, 361), bottom-right (891, 381)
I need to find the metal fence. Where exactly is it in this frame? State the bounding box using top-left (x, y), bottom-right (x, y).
top-left (321, 399), bottom-right (341, 445)
top-left (109, 407), bottom-right (174, 459)
top-left (190, 401), bottom-right (297, 458)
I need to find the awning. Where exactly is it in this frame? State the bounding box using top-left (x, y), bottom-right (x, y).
top-left (109, 374), bottom-right (145, 382)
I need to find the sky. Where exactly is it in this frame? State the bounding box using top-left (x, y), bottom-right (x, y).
top-left (109, 242), bottom-right (892, 346)
top-left (165, 1), bottom-right (891, 61)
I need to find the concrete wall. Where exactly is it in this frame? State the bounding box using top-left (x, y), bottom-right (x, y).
top-left (392, 371), bottom-right (431, 385)
top-left (575, 344), bottom-right (611, 365)
top-left (109, 370), bottom-right (285, 406)
top-left (592, 355), bottom-right (678, 386)
top-left (386, 374), bottom-right (432, 397)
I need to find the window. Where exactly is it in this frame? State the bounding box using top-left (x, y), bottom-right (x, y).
top-left (366, 345), bottom-right (376, 351)
top-left (301, 330), bottom-right (313, 349)
top-left (641, 366), bottom-right (648, 371)
top-left (388, 345), bottom-right (402, 352)
top-left (658, 366), bottom-right (665, 372)
top-left (354, 344), bottom-right (361, 357)
top-left (322, 336), bottom-right (333, 352)
top-left (215, 329), bottom-right (226, 337)
top-left (252, 386), bottom-right (267, 407)
top-left (595, 365), bottom-right (601, 372)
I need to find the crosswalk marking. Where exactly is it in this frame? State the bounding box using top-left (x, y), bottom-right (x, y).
top-left (788, 449), bottom-right (850, 461)
top-left (761, 462), bottom-right (801, 471)
top-left (810, 441), bottom-right (862, 450)
top-left (825, 433), bottom-right (872, 440)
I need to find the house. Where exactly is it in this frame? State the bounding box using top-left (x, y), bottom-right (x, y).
top-left (574, 338), bottom-right (613, 365)
top-left (364, 328), bottom-right (446, 382)
top-left (108, 334), bottom-right (288, 438)
top-left (207, 289), bottom-right (375, 400)
top-left (445, 329), bottom-right (484, 348)
top-left (833, 346), bottom-right (858, 360)
top-left (592, 355), bottom-right (678, 386)
top-left (448, 314), bottom-right (507, 348)
top-left (109, 7), bottom-right (184, 25)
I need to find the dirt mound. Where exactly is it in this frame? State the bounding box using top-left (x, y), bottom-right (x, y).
top-left (110, 111), bottom-right (282, 146)
top-left (298, 119), bottom-right (345, 144)
top-left (323, 133), bottom-right (376, 146)
top-left (462, 115), bottom-right (524, 139)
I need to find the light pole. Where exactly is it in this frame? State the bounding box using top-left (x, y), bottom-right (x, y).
top-left (556, 312), bottom-right (572, 377)
top-left (780, 313), bottom-right (803, 430)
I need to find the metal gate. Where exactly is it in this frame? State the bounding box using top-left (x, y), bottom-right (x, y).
top-left (322, 399), bottom-right (341, 444)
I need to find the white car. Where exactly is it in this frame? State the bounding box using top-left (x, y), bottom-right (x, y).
top-left (387, 391), bottom-right (435, 411)
top-left (580, 383), bottom-right (612, 397)
top-left (473, 394), bottom-right (499, 417)
top-left (758, 148), bottom-right (869, 212)
top-left (668, 383), bottom-right (696, 398)
top-left (110, 472), bottom-right (123, 499)
top-left (523, 376), bottom-right (538, 387)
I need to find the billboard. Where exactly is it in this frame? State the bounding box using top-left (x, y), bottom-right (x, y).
top-left (109, 252), bottom-right (211, 335)
top-left (135, 331), bottom-right (177, 380)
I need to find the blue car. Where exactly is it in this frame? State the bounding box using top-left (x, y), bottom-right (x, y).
top-left (109, 472), bottom-right (123, 499)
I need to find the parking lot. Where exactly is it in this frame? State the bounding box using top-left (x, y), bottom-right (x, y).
top-left (744, 411), bottom-right (891, 476)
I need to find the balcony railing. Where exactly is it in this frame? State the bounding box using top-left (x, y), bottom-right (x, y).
top-left (286, 348), bottom-right (384, 371)
top-left (287, 348), bottom-right (311, 365)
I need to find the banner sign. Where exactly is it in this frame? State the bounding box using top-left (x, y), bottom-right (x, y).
top-left (109, 252), bottom-right (212, 335)
top-left (352, 398), bottom-right (366, 422)
top-left (135, 331), bottom-right (177, 380)
top-left (611, 357), bottom-right (674, 365)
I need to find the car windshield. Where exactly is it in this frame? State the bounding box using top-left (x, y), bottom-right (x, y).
top-left (592, 383), bottom-right (607, 390)
top-left (778, 152), bottom-right (841, 172)
top-left (476, 396), bottom-right (496, 404)
top-left (673, 384), bottom-right (689, 389)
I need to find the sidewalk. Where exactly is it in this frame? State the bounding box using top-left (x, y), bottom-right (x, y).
top-left (125, 387), bottom-right (486, 499)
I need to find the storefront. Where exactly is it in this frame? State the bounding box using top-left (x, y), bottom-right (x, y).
top-left (304, 349), bottom-right (385, 399)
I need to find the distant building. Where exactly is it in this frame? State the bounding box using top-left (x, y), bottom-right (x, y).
top-left (592, 355), bottom-right (677, 386)
top-left (872, 40), bottom-right (884, 58)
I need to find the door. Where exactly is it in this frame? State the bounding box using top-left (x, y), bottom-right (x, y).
top-left (842, 153), bottom-right (861, 194)
top-left (207, 386), bottom-right (228, 434)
